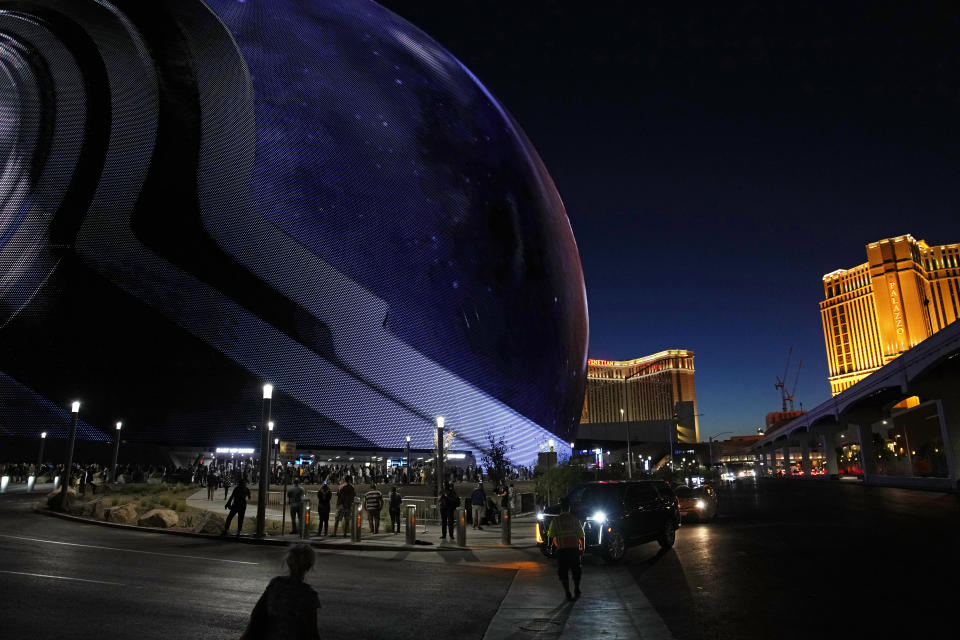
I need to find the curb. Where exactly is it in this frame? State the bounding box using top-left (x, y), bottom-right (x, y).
top-left (33, 508), bottom-right (537, 552)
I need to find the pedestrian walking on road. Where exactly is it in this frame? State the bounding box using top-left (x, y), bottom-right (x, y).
top-left (364, 484), bottom-right (383, 533)
top-left (546, 497), bottom-right (585, 601)
top-left (222, 478), bottom-right (251, 537)
top-left (388, 486), bottom-right (403, 534)
top-left (222, 473), bottom-right (232, 500)
top-left (288, 478), bottom-right (305, 535)
top-left (333, 476), bottom-right (355, 537)
top-left (240, 543), bottom-right (321, 640)
top-left (316, 483), bottom-right (332, 536)
top-left (470, 482), bottom-right (486, 529)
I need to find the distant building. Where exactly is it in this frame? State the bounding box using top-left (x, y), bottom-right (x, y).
top-left (820, 235), bottom-right (960, 395)
top-left (580, 350), bottom-right (699, 444)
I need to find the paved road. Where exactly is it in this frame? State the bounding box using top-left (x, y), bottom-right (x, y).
top-left (1, 480), bottom-right (958, 639)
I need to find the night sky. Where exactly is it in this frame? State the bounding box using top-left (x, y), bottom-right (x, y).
top-left (380, 1), bottom-right (960, 440)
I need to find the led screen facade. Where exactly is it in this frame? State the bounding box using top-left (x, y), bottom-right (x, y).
top-left (0, 0), bottom-right (588, 465)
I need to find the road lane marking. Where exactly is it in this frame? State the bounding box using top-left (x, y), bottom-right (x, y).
top-left (0, 534), bottom-right (259, 565)
top-left (0, 570), bottom-right (124, 586)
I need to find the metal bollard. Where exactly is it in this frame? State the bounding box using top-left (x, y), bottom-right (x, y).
top-left (352, 497), bottom-right (362, 542)
top-left (53, 475), bottom-right (60, 490)
top-left (300, 500), bottom-right (310, 540)
top-left (456, 506), bottom-right (466, 547)
top-left (405, 504), bottom-right (416, 544)
top-left (501, 508), bottom-right (511, 545)
top-left (27, 476), bottom-right (35, 492)
top-left (0, 476), bottom-right (8, 493)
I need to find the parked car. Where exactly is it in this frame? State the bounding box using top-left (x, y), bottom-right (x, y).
top-left (537, 481), bottom-right (680, 563)
top-left (674, 484), bottom-right (718, 522)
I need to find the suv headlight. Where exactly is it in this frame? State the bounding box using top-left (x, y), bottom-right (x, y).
top-left (536, 512), bottom-right (544, 521)
top-left (587, 511), bottom-right (606, 524)
top-left (695, 500), bottom-right (705, 510)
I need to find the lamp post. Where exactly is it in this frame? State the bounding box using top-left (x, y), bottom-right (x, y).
top-left (268, 421), bottom-right (276, 478)
top-left (37, 432), bottom-right (46, 471)
top-left (273, 437), bottom-right (279, 472)
top-left (405, 435), bottom-right (411, 484)
top-left (111, 422), bottom-right (122, 482)
top-left (256, 383), bottom-right (272, 538)
top-left (435, 416), bottom-right (445, 497)
top-left (60, 401), bottom-right (80, 509)
top-left (708, 431), bottom-right (733, 469)
top-left (619, 407), bottom-right (632, 479)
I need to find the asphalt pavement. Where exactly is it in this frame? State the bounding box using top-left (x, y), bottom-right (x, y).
top-left (1, 479), bottom-right (958, 639)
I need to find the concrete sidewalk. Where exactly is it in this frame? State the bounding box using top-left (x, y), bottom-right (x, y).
top-left (186, 488), bottom-right (539, 550)
top-left (482, 561), bottom-right (677, 640)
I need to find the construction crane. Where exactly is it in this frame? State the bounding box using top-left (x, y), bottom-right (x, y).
top-left (774, 347), bottom-right (802, 412)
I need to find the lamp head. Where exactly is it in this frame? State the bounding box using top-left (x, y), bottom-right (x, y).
top-left (436, 415), bottom-right (444, 429)
top-left (268, 421), bottom-right (274, 431)
top-left (116, 422), bottom-right (122, 430)
top-left (71, 401), bottom-right (80, 413)
top-left (41, 432), bottom-right (46, 439)
top-left (263, 383), bottom-right (273, 399)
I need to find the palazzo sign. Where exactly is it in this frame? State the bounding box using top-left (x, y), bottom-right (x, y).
top-left (887, 275), bottom-right (907, 351)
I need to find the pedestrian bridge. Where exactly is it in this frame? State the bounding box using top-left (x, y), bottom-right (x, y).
top-left (751, 320), bottom-right (960, 490)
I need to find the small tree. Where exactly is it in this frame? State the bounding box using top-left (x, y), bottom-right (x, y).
top-left (481, 433), bottom-right (510, 488)
top-left (534, 463), bottom-right (583, 507)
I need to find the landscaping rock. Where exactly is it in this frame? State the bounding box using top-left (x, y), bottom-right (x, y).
top-left (105, 502), bottom-right (138, 524)
top-left (193, 511), bottom-right (226, 535)
top-left (138, 508), bottom-right (179, 528)
top-left (94, 499), bottom-right (108, 520)
top-left (45, 487), bottom-right (77, 510)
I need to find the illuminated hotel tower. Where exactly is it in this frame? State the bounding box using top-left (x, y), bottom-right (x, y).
top-left (821, 235), bottom-right (960, 395)
top-left (580, 350), bottom-right (700, 443)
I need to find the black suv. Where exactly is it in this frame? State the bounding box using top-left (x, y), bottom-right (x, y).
top-left (537, 481), bottom-right (680, 562)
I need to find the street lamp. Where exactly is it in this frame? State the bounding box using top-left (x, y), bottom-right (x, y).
top-left (619, 407), bottom-right (632, 479)
top-left (60, 401), bottom-right (80, 510)
top-left (405, 435), bottom-right (411, 484)
top-left (36, 432), bottom-right (46, 470)
top-left (436, 416), bottom-right (445, 496)
top-left (708, 431), bottom-right (733, 468)
top-left (274, 437), bottom-right (279, 470)
top-left (256, 383), bottom-right (273, 538)
top-left (111, 422), bottom-right (122, 482)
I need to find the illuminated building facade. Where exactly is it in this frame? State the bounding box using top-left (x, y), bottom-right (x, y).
top-left (0, 0), bottom-right (588, 466)
top-left (580, 350), bottom-right (699, 443)
top-left (821, 235), bottom-right (960, 395)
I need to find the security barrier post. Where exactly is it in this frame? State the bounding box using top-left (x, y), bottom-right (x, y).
top-left (405, 504), bottom-right (416, 544)
top-left (352, 497), bottom-right (362, 542)
top-left (455, 506), bottom-right (466, 547)
top-left (300, 500), bottom-right (310, 540)
top-left (501, 508), bottom-right (511, 545)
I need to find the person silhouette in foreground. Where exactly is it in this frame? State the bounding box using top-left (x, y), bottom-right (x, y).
top-left (241, 543), bottom-right (321, 640)
top-left (546, 497), bottom-right (585, 600)
top-left (222, 478), bottom-right (251, 537)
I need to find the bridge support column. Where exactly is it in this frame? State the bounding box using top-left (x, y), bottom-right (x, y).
top-left (781, 446), bottom-right (792, 475)
top-left (821, 432), bottom-right (839, 477)
top-left (766, 450), bottom-right (776, 475)
top-left (799, 438), bottom-right (812, 477)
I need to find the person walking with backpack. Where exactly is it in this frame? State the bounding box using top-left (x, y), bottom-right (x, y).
top-left (287, 478), bottom-right (305, 535)
top-left (222, 478), bottom-right (251, 537)
top-left (315, 482), bottom-right (332, 536)
top-left (388, 486), bottom-right (403, 534)
top-left (364, 484), bottom-right (383, 533)
top-left (546, 497), bottom-right (585, 600)
top-left (470, 481), bottom-right (486, 529)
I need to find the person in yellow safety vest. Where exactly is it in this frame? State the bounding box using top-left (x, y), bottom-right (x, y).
top-left (546, 497), bottom-right (585, 600)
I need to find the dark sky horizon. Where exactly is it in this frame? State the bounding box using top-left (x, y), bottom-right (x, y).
top-left (380, 1), bottom-right (960, 441)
